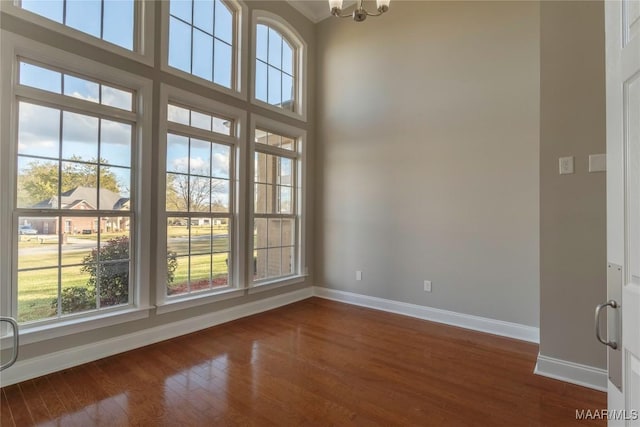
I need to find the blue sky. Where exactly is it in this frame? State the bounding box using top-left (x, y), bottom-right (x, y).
top-left (22, 0), bottom-right (134, 50)
top-left (20, 0), bottom-right (294, 105)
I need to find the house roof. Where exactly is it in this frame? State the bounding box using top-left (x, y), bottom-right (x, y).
top-left (32, 186), bottom-right (129, 210)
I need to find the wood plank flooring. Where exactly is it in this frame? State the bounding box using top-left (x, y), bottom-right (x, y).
top-left (1, 297), bottom-right (606, 426)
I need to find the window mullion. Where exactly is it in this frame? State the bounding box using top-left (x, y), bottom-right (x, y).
top-left (100, 0), bottom-right (105, 41)
top-left (167, 122), bottom-right (235, 145)
top-left (15, 87), bottom-right (137, 123)
top-left (56, 106), bottom-right (63, 317)
top-left (254, 144), bottom-right (297, 159)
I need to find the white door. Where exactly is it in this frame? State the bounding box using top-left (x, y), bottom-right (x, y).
top-left (605, 0), bottom-right (640, 425)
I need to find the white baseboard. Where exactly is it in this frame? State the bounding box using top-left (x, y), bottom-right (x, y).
top-left (312, 286), bottom-right (540, 343)
top-left (0, 287), bottom-right (313, 387)
top-left (534, 353), bottom-right (607, 392)
top-left (5, 285), bottom-right (604, 394)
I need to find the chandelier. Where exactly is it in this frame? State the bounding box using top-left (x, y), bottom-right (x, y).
top-left (329, 0), bottom-right (391, 22)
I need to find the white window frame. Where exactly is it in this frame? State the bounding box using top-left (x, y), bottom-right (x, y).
top-left (160, 0), bottom-right (248, 101)
top-left (248, 114), bottom-right (307, 294)
top-left (156, 84), bottom-right (247, 314)
top-left (250, 10), bottom-right (307, 122)
top-left (0, 0), bottom-right (155, 67)
top-left (0, 31), bottom-right (153, 345)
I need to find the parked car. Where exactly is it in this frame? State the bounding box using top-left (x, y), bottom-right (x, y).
top-left (18, 225), bottom-right (38, 235)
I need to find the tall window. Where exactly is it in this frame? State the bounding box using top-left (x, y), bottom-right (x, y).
top-left (2, 4), bottom-right (307, 335)
top-left (168, 0), bottom-right (235, 89)
top-left (14, 60), bottom-right (137, 323)
top-left (19, 0), bottom-right (135, 50)
top-left (252, 128), bottom-right (299, 282)
top-left (255, 24), bottom-right (295, 111)
top-left (165, 103), bottom-right (234, 296)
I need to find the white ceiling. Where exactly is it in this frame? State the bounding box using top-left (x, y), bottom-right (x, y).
top-left (286, 0), bottom-right (356, 24)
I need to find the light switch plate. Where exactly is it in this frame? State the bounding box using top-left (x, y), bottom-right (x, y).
top-left (589, 154), bottom-right (606, 172)
top-left (559, 156), bottom-right (574, 175)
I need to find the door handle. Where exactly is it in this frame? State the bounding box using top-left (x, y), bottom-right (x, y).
top-left (595, 300), bottom-right (618, 350)
top-left (0, 317), bottom-right (19, 371)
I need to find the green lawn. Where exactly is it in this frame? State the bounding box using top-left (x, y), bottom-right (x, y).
top-left (17, 264), bottom-right (91, 323)
top-left (168, 252), bottom-right (229, 294)
top-left (167, 236), bottom-right (229, 255)
top-left (167, 225), bottom-right (228, 237)
top-left (17, 227), bottom-right (231, 322)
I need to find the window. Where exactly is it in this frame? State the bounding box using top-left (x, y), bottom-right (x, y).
top-left (19, 0), bottom-right (136, 51)
top-left (252, 11), bottom-right (306, 119)
top-left (18, 61), bottom-right (134, 110)
top-left (165, 102), bottom-right (235, 297)
top-left (1, 4), bottom-right (307, 338)
top-left (13, 59), bottom-right (139, 324)
top-left (168, 0), bottom-right (235, 89)
top-left (252, 127), bottom-right (301, 284)
top-left (255, 24), bottom-right (294, 111)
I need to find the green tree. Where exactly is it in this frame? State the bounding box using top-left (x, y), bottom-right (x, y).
top-left (18, 156), bottom-right (120, 206)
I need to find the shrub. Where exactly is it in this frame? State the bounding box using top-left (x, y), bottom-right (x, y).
top-left (52, 236), bottom-right (178, 313)
top-left (81, 236), bottom-right (130, 307)
top-left (58, 286), bottom-right (96, 313)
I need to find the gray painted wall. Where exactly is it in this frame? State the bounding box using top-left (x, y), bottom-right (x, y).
top-left (0, 0), bottom-right (316, 362)
top-left (315, 1), bottom-right (541, 327)
top-left (539, 1), bottom-right (607, 368)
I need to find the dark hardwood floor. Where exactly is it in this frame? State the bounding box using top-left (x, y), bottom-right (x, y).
top-left (1, 297), bottom-right (606, 426)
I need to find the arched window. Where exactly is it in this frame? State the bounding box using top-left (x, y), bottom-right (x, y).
top-left (253, 12), bottom-right (306, 118)
top-left (168, 0), bottom-right (237, 90)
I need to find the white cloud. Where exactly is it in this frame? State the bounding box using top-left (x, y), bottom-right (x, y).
top-left (212, 152), bottom-right (229, 177)
top-left (172, 157), bottom-right (189, 171)
top-left (101, 120), bottom-right (132, 146)
top-left (101, 86), bottom-right (132, 111)
top-left (68, 91), bottom-right (99, 104)
top-left (168, 105), bottom-right (189, 124)
top-left (190, 157), bottom-right (208, 170)
top-left (18, 103), bottom-right (60, 156)
top-left (63, 111), bottom-right (99, 143)
top-left (171, 156), bottom-right (208, 172)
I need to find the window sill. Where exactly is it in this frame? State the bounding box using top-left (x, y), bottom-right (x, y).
top-left (4, 306), bottom-right (153, 346)
top-left (248, 274), bottom-right (308, 294)
top-left (156, 288), bottom-right (245, 315)
top-left (160, 64), bottom-right (247, 102)
top-left (250, 97), bottom-right (307, 123)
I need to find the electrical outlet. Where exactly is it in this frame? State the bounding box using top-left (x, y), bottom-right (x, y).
top-left (424, 280), bottom-right (432, 292)
top-left (356, 271), bottom-right (362, 281)
top-left (559, 156), bottom-right (574, 175)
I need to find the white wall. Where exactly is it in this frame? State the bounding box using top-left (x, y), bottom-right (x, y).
top-left (315, 1), bottom-right (541, 327)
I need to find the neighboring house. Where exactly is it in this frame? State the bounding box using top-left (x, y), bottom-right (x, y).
top-left (22, 186), bottom-right (130, 235)
top-left (254, 132), bottom-right (294, 279)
